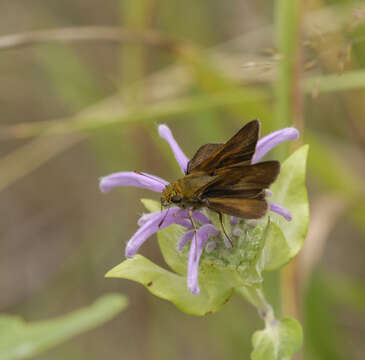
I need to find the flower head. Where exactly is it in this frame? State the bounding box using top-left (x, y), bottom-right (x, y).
top-left (100, 122), bottom-right (299, 294)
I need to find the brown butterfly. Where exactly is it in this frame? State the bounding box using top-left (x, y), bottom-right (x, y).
top-left (159, 120), bottom-right (280, 237)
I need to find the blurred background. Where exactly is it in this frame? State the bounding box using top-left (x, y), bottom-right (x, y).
top-left (0, 0), bottom-right (365, 359)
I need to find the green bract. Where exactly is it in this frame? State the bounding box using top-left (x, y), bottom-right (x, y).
top-left (251, 318), bottom-right (303, 360)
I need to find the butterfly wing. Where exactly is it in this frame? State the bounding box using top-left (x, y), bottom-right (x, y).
top-left (188, 120), bottom-right (259, 175)
top-left (205, 161), bottom-right (280, 192)
top-left (199, 161), bottom-right (280, 219)
top-left (187, 143), bottom-right (222, 174)
top-left (206, 197), bottom-right (268, 219)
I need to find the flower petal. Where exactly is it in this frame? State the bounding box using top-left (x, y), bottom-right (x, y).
top-left (269, 202), bottom-right (292, 221)
top-left (253, 127), bottom-right (299, 163)
top-left (187, 224), bottom-right (219, 295)
top-left (99, 171), bottom-right (168, 193)
top-left (174, 209), bottom-right (211, 225)
top-left (137, 212), bottom-right (157, 226)
top-left (158, 124), bottom-right (189, 174)
top-left (125, 207), bottom-right (192, 258)
top-left (178, 230), bottom-right (194, 251)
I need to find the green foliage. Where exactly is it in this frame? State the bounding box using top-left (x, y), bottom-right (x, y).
top-left (304, 272), bottom-right (345, 360)
top-left (251, 318), bottom-right (303, 360)
top-left (36, 44), bottom-right (102, 110)
top-left (106, 255), bottom-right (235, 316)
top-left (0, 294), bottom-right (128, 360)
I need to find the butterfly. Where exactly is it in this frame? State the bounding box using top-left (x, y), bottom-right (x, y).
top-left (159, 120), bottom-right (280, 240)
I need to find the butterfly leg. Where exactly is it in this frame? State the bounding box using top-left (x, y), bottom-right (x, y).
top-left (173, 209), bottom-right (188, 220)
top-left (158, 207), bottom-right (171, 228)
top-left (218, 212), bottom-right (233, 247)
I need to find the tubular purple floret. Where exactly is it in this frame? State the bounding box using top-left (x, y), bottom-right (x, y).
top-left (253, 127), bottom-right (299, 163)
top-left (178, 230), bottom-right (195, 251)
top-left (125, 208), bottom-right (192, 258)
top-left (187, 224), bottom-right (219, 294)
top-left (230, 216), bottom-right (239, 225)
top-left (99, 171), bottom-right (168, 193)
top-left (269, 202), bottom-right (292, 221)
top-left (158, 124), bottom-right (189, 174)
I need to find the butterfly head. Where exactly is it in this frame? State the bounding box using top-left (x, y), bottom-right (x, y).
top-left (161, 183), bottom-right (183, 208)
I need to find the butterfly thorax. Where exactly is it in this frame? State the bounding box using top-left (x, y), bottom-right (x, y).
top-left (160, 173), bottom-right (213, 209)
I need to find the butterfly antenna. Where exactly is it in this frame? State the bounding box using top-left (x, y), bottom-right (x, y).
top-left (158, 207), bottom-right (170, 228)
top-left (218, 212), bottom-right (233, 247)
top-left (134, 171), bottom-right (166, 186)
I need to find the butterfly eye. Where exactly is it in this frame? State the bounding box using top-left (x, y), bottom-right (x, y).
top-left (171, 195), bottom-right (182, 203)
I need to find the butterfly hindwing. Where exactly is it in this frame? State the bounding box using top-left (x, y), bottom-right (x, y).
top-left (206, 197), bottom-right (268, 219)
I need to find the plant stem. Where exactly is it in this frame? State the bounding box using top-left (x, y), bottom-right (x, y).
top-left (274, 0), bottom-right (303, 322)
top-left (274, 0), bottom-right (302, 159)
top-left (237, 285), bottom-right (276, 325)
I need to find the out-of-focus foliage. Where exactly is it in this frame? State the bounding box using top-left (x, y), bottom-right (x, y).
top-left (0, 294), bottom-right (127, 360)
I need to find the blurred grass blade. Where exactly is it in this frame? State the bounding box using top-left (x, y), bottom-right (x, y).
top-left (303, 70), bottom-right (365, 94)
top-left (0, 294), bottom-right (128, 360)
top-left (0, 89), bottom-right (267, 138)
top-left (0, 135), bottom-right (83, 193)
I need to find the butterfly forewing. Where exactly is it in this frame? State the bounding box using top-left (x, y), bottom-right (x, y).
top-left (210, 161), bottom-right (280, 190)
top-left (187, 143), bottom-right (222, 174)
top-left (188, 120), bottom-right (259, 175)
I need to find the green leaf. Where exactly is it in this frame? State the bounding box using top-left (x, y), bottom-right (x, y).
top-left (268, 145), bottom-right (309, 265)
top-left (251, 317), bottom-right (303, 360)
top-left (0, 294), bottom-right (128, 360)
top-left (106, 255), bottom-right (235, 316)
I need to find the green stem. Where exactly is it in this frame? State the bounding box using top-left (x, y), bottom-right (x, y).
top-left (237, 285), bottom-right (276, 326)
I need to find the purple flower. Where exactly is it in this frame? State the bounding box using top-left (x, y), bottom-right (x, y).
top-left (100, 122), bottom-right (298, 294)
top-left (187, 224), bottom-right (219, 294)
top-left (158, 124), bottom-right (189, 174)
top-left (253, 127), bottom-right (299, 164)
